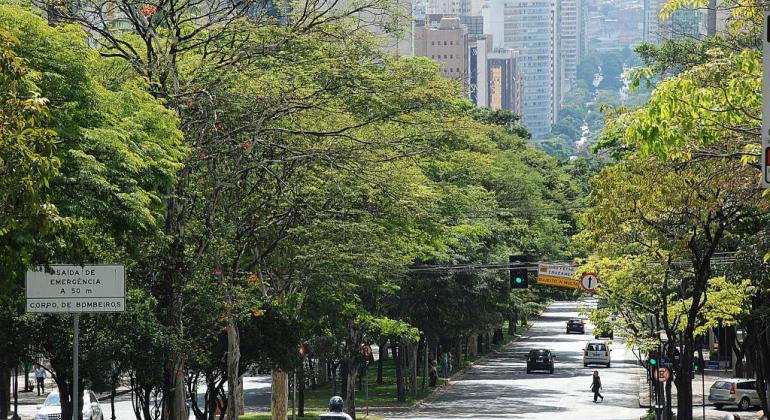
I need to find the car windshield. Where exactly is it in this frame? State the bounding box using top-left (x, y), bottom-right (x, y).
top-left (587, 343), bottom-right (606, 351)
top-left (44, 393), bottom-right (60, 406)
top-left (569, 320), bottom-right (581, 324)
top-left (530, 350), bottom-right (548, 356)
top-left (714, 381), bottom-right (732, 390)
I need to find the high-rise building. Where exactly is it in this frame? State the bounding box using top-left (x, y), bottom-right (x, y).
top-left (501, 0), bottom-right (561, 138)
top-left (469, 36), bottom-right (494, 107)
top-left (414, 16), bottom-right (468, 81)
top-left (668, 7), bottom-right (702, 40)
top-left (487, 49), bottom-right (524, 114)
top-left (643, 0), bottom-right (664, 43)
top-left (426, 0), bottom-right (482, 15)
top-left (469, 39), bottom-right (524, 115)
top-left (577, 0), bottom-right (589, 63)
top-left (560, 0), bottom-right (578, 84)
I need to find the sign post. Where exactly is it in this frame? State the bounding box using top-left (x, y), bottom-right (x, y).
top-left (762, 11), bottom-right (770, 187)
top-left (26, 265), bottom-right (125, 420)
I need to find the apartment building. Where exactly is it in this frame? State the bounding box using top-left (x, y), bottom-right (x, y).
top-left (414, 16), bottom-right (469, 81)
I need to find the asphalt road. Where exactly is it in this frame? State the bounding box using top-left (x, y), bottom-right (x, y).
top-left (387, 300), bottom-right (646, 420)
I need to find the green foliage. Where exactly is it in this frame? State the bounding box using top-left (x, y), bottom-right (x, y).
top-left (0, 26), bottom-right (59, 296)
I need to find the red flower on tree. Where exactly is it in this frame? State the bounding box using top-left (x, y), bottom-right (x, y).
top-left (140, 5), bottom-right (157, 16)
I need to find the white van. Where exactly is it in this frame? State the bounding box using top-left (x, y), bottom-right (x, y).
top-left (583, 341), bottom-right (611, 367)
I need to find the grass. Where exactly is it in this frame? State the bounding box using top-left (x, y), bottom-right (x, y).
top-left (241, 318), bottom-right (538, 419)
top-left (301, 358), bottom-right (435, 408)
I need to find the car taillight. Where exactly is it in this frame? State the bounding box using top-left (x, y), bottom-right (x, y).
top-left (730, 384), bottom-right (736, 394)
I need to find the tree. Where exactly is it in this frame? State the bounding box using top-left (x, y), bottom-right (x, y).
top-left (0, 7), bottom-right (185, 419)
top-left (0, 27), bottom-right (59, 418)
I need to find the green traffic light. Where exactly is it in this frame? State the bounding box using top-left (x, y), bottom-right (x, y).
top-left (515, 277), bottom-right (523, 284)
top-left (650, 358), bottom-right (657, 366)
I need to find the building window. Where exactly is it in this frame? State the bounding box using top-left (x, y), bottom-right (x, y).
top-left (444, 41), bottom-right (448, 45)
top-left (431, 41), bottom-right (435, 45)
top-left (450, 41), bottom-right (454, 45)
top-left (450, 68), bottom-right (453, 72)
top-left (457, 67), bottom-right (460, 72)
top-left (450, 54), bottom-right (453, 59)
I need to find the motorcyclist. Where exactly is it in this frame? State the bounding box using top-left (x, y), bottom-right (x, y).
top-left (319, 396), bottom-right (353, 420)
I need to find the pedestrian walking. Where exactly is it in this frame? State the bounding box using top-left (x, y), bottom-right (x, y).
top-left (590, 370), bottom-right (603, 402)
top-left (429, 360), bottom-right (438, 387)
top-left (441, 352), bottom-right (449, 379)
top-left (35, 365), bottom-right (46, 396)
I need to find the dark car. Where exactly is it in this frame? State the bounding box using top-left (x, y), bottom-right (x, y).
top-left (526, 349), bottom-right (555, 374)
top-left (594, 328), bottom-right (614, 340)
top-left (566, 319), bottom-right (585, 334)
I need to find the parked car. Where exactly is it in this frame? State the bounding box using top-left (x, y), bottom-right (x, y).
top-left (35, 390), bottom-right (104, 420)
top-left (709, 378), bottom-right (760, 411)
top-left (594, 328), bottom-right (614, 340)
top-left (526, 349), bottom-right (555, 374)
top-left (566, 319), bottom-right (585, 334)
top-left (583, 341), bottom-right (611, 367)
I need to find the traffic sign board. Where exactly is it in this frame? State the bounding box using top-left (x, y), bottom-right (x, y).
top-left (579, 272), bottom-right (600, 292)
top-left (652, 367), bottom-right (671, 382)
top-left (537, 264), bottom-right (579, 289)
top-left (25, 265), bottom-right (125, 313)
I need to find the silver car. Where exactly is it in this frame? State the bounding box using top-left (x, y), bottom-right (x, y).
top-left (708, 378), bottom-right (760, 411)
top-left (34, 390), bottom-right (104, 420)
top-left (583, 341), bottom-right (611, 367)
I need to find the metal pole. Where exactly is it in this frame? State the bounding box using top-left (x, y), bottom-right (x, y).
top-left (73, 314), bottom-right (79, 420)
top-left (423, 339), bottom-right (428, 389)
top-left (702, 363), bottom-right (706, 419)
top-left (365, 365), bottom-right (369, 417)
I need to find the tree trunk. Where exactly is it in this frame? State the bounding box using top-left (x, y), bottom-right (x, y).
top-left (666, 378), bottom-right (674, 419)
top-left (743, 309), bottom-right (770, 417)
top-left (298, 365), bottom-right (305, 417)
top-left (379, 341), bottom-right (389, 361)
top-left (164, 352), bottom-right (188, 420)
top-left (376, 340), bottom-right (387, 385)
top-left (394, 342), bottom-right (405, 402)
top-left (271, 370), bottom-right (288, 420)
top-left (408, 342), bottom-right (417, 395)
top-left (110, 384), bottom-right (116, 420)
top-left (345, 357), bottom-right (358, 420)
top-left (225, 313), bottom-right (241, 420)
top-left (317, 355), bottom-right (328, 387)
top-left (675, 347), bottom-right (694, 420)
top-left (340, 363), bottom-right (348, 396)
top-left (0, 366), bottom-right (10, 420)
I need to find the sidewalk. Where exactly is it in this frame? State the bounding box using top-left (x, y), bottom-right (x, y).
top-left (638, 368), bottom-right (766, 418)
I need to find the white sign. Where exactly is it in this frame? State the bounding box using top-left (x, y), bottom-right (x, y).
top-left (537, 264), bottom-right (576, 278)
top-left (26, 265), bottom-right (125, 313)
top-left (579, 272), bottom-right (600, 292)
top-left (762, 11), bottom-right (770, 187)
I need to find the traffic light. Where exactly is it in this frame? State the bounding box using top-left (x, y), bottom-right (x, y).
top-left (648, 350), bottom-right (659, 368)
top-left (509, 255), bottom-right (529, 289)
